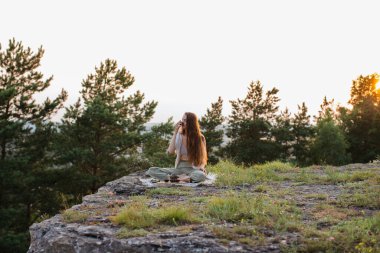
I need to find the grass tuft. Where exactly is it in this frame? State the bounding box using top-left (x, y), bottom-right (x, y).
top-left (111, 198), bottom-right (199, 229)
top-left (206, 191), bottom-right (301, 232)
top-left (156, 206), bottom-right (198, 225)
top-left (207, 160), bottom-right (296, 186)
top-left (111, 202), bottom-right (155, 229)
top-left (337, 185), bottom-right (380, 209)
top-left (62, 209), bottom-right (89, 223)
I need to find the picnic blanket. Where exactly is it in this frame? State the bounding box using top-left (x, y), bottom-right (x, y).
top-left (139, 172), bottom-right (217, 187)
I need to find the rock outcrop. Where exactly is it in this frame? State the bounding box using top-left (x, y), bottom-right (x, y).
top-left (28, 162), bottom-right (380, 253)
top-left (28, 173), bottom-right (258, 253)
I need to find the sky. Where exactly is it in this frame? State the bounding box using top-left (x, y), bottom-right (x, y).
top-left (1, 0), bottom-right (380, 123)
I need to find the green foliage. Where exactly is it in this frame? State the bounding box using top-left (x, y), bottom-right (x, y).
top-left (272, 108), bottom-right (294, 161)
top-left (207, 160), bottom-right (295, 186)
top-left (200, 96), bottom-right (224, 164)
top-left (206, 192), bottom-right (301, 231)
top-left (252, 160), bottom-right (295, 172)
top-left (61, 209), bottom-right (89, 223)
top-left (311, 118), bottom-right (350, 165)
top-left (141, 117), bottom-right (174, 167)
top-left (111, 201), bottom-right (155, 229)
top-left (53, 59), bottom-right (157, 193)
top-left (155, 206), bottom-right (197, 226)
top-left (337, 185), bottom-right (380, 209)
top-left (0, 38), bottom-right (67, 253)
top-left (210, 225), bottom-right (265, 247)
top-left (296, 213), bottom-right (380, 253)
top-left (341, 73), bottom-right (380, 163)
top-left (291, 102), bottom-right (313, 166)
top-left (304, 193), bottom-right (328, 200)
top-left (117, 154), bottom-right (153, 174)
top-left (314, 96), bottom-right (336, 122)
top-left (111, 200), bottom-right (198, 229)
top-left (224, 81), bottom-right (280, 164)
top-left (310, 97), bottom-right (350, 165)
top-left (330, 213), bottom-right (380, 253)
top-left (1, 38), bottom-right (379, 253)
top-left (209, 160), bottom-right (378, 187)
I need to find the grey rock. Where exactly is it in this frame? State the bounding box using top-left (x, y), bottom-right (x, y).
top-left (28, 174), bottom-right (255, 253)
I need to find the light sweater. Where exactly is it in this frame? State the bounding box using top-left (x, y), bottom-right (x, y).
top-left (166, 131), bottom-right (205, 169)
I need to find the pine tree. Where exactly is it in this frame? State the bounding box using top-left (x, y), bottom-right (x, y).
top-left (311, 119), bottom-right (350, 165)
top-left (314, 96), bottom-right (335, 122)
top-left (0, 38), bottom-right (67, 253)
top-left (272, 108), bottom-right (294, 161)
top-left (54, 59), bottom-right (157, 194)
top-left (200, 96), bottom-right (224, 164)
top-left (292, 102), bottom-right (313, 166)
top-left (141, 117), bottom-right (175, 167)
top-left (311, 97), bottom-right (350, 165)
top-left (225, 81), bottom-right (280, 164)
top-left (341, 74), bottom-right (380, 162)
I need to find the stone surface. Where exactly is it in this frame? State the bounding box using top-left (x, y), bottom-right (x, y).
top-left (28, 162), bottom-right (380, 253)
top-left (28, 173), bottom-right (254, 253)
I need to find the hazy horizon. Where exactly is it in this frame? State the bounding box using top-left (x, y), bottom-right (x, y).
top-left (1, 0), bottom-right (379, 123)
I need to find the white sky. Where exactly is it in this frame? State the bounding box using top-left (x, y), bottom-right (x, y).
top-left (1, 0), bottom-right (380, 123)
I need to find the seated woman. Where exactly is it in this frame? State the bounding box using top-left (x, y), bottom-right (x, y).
top-left (146, 112), bottom-right (208, 183)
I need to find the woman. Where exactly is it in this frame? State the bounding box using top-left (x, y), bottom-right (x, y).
top-left (146, 112), bottom-right (208, 183)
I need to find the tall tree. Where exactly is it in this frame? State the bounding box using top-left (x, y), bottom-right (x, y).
top-left (292, 102), bottom-right (313, 166)
top-left (311, 119), bottom-right (350, 165)
top-left (224, 81), bottom-right (280, 164)
top-left (341, 74), bottom-right (380, 162)
top-left (200, 96), bottom-right (224, 164)
top-left (54, 59), bottom-right (157, 194)
top-left (272, 108), bottom-right (294, 161)
top-left (0, 38), bottom-right (67, 253)
top-left (314, 96), bottom-right (335, 122)
top-left (141, 117), bottom-right (175, 168)
top-left (311, 97), bottom-right (350, 165)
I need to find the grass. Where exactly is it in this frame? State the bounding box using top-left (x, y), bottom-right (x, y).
top-left (206, 191), bottom-right (302, 232)
top-left (304, 193), bottom-right (328, 200)
top-left (293, 168), bottom-right (322, 184)
top-left (253, 184), bottom-right (269, 193)
top-left (337, 185), bottom-right (380, 209)
top-left (284, 211), bottom-right (380, 252)
top-left (310, 203), bottom-right (359, 228)
top-left (61, 209), bottom-right (89, 223)
top-left (110, 198), bottom-right (199, 229)
top-left (188, 196), bottom-right (209, 203)
top-left (211, 225), bottom-right (266, 247)
top-left (206, 160), bottom-right (253, 186)
top-left (319, 168), bottom-right (378, 185)
top-left (207, 160), bottom-right (295, 186)
top-left (208, 160), bottom-right (380, 187)
top-left (70, 159), bottom-right (379, 250)
top-left (251, 160), bottom-right (296, 172)
top-left (111, 201), bottom-right (156, 229)
top-left (205, 160), bottom-right (380, 251)
top-left (330, 213), bottom-right (380, 252)
top-left (156, 206), bottom-right (199, 225)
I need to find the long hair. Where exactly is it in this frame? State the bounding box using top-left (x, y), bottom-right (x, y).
top-left (182, 112), bottom-right (207, 167)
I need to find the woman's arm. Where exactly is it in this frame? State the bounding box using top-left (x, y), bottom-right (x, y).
top-left (166, 131), bottom-right (177, 155)
top-left (166, 121), bottom-right (182, 155)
